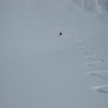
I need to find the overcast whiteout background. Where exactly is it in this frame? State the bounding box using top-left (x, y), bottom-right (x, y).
top-left (0, 0), bottom-right (108, 108)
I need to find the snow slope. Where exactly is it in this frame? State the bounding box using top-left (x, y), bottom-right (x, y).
top-left (72, 0), bottom-right (108, 14)
top-left (0, 0), bottom-right (108, 108)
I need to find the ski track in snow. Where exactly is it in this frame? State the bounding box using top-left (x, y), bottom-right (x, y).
top-left (68, 30), bottom-right (108, 96)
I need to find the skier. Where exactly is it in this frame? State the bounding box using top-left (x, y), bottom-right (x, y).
top-left (59, 32), bottom-right (62, 36)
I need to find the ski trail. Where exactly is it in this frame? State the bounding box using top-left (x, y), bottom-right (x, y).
top-left (84, 55), bottom-right (105, 62)
top-left (91, 85), bottom-right (108, 95)
top-left (87, 72), bottom-right (108, 81)
top-left (85, 61), bottom-right (104, 66)
top-left (58, 29), bottom-right (108, 97)
top-left (69, 30), bottom-right (108, 97)
top-left (87, 70), bottom-right (108, 74)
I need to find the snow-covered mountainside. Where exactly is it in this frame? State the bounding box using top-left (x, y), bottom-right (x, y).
top-left (0, 0), bottom-right (108, 108)
top-left (72, 0), bottom-right (108, 14)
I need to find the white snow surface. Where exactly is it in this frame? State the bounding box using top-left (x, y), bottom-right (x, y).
top-left (0, 0), bottom-right (108, 108)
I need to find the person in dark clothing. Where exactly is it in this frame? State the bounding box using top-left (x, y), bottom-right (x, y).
top-left (59, 32), bottom-right (62, 36)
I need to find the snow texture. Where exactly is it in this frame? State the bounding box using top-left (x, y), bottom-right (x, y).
top-left (0, 0), bottom-right (108, 108)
